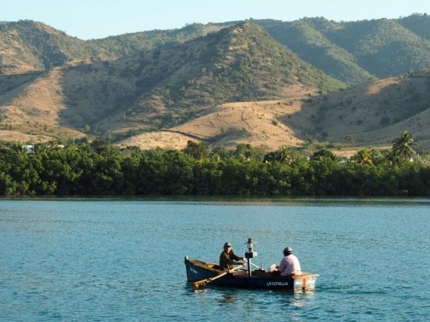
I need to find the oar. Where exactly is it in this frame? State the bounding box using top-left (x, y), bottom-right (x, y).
top-left (193, 264), bottom-right (244, 290)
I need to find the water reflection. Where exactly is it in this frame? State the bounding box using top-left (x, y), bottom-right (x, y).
top-left (189, 284), bottom-right (317, 312)
top-left (217, 290), bottom-right (239, 304)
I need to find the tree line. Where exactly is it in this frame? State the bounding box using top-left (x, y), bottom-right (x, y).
top-left (0, 131), bottom-right (429, 197)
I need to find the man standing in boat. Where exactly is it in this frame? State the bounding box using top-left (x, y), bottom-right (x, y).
top-left (219, 242), bottom-right (246, 270)
top-left (277, 247), bottom-right (302, 276)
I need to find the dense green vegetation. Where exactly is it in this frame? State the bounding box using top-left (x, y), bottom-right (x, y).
top-left (1, 131), bottom-right (428, 197)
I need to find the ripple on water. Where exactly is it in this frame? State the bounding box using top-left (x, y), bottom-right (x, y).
top-left (1, 199), bottom-right (430, 321)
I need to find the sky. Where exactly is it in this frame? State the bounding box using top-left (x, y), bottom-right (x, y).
top-left (4, 0), bottom-right (430, 40)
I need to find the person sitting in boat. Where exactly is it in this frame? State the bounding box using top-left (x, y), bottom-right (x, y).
top-left (276, 247), bottom-right (302, 276)
top-left (219, 242), bottom-right (246, 271)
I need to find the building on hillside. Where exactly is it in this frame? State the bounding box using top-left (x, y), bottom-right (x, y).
top-left (22, 144), bottom-right (34, 154)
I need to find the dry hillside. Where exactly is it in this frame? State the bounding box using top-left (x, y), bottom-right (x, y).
top-left (2, 72), bottom-right (430, 156)
top-left (117, 75), bottom-right (430, 154)
top-left (1, 20), bottom-right (430, 155)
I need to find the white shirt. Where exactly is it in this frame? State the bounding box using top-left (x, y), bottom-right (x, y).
top-left (278, 254), bottom-right (301, 276)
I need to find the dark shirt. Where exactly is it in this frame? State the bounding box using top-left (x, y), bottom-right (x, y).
top-left (219, 249), bottom-right (241, 270)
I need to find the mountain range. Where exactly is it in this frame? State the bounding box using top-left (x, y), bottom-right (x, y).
top-left (1, 14), bottom-right (430, 154)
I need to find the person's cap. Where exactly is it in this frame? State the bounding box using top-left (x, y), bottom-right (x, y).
top-left (284, 247), bottom-right (293, 254)
top-left (224, 242), bottom-right (232, 248)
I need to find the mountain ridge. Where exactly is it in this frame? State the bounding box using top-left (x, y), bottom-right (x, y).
top-left (1, 16), bottom-right (430, 154)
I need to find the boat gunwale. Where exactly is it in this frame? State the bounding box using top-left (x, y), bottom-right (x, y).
top-left (185, 257), bottom-right (319, 281)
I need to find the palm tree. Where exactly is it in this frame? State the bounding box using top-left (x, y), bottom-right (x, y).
top-left (352, 149), bottom-right (373, 165)
top-left (263, 146), bottom-right (294, 164)
top-left (390, 130), bottom-right (418, 163)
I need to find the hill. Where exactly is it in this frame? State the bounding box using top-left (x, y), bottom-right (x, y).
top-left (1, 17), bottom-right (430, 154)
top-left (3, 14), bottom-right (430, 83)
top-left (0, 22), bottom-right (344, 144)
top-left (0, 20), bottom-right (236, 75)
top-left (117, 71), bottom-right (430, 153)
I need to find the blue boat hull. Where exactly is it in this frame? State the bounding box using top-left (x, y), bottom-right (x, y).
top-left (185, 257), bottom-right (318, 292)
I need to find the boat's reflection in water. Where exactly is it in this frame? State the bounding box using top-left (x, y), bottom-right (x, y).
top-left (214, 287), bottom-right (316, 306)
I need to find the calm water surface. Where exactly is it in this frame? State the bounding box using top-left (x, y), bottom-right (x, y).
top-left (1, 198), bottom-right (429, 321)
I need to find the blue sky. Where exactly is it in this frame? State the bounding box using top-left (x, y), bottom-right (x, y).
top-left (4, 0), bottom-right (430, 40)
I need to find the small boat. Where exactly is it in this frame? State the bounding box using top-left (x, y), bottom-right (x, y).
top-left (185, 256), bottom-right (319, 292)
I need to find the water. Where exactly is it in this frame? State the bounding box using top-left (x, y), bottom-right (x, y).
top-left (1, 198), bottom-right (430, 321)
